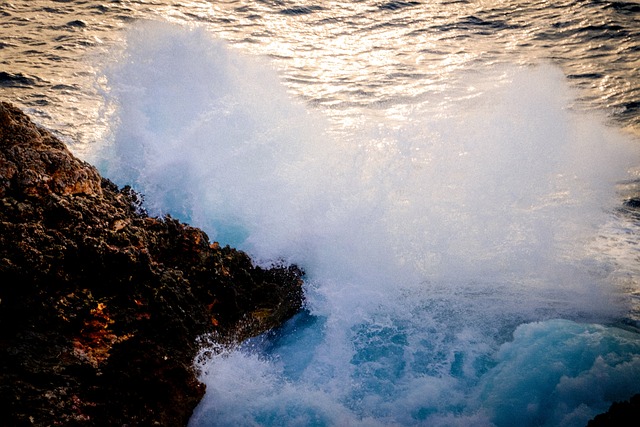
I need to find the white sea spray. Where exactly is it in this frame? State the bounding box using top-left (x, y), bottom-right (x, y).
top-left (94, 21), bottom-right (640, 427)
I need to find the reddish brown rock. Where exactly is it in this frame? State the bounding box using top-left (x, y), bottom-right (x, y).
top-left (0, 102), bottom-right (304, 426)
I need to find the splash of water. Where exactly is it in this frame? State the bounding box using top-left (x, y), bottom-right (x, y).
top-left (94, 21), bottom-right (640, 426)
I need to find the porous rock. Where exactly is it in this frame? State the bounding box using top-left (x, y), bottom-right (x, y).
top-left (0, 102), bottom-right (304, 426)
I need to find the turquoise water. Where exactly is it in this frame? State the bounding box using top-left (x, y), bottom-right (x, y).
top-left (97, 22), bottom-right (640, 426)
top-left (2, 1), bottom-right (640, 425)
top-left (191, 317), bottom-right (640, 426)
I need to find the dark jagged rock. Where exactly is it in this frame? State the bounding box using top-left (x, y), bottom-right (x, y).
top-left (587, 394), bottom-right (640, 427)
top-left (0, 102), bottom-right (304, 426)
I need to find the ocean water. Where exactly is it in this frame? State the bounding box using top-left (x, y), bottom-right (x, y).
top-left (2, 1), bottom-right (640, 426)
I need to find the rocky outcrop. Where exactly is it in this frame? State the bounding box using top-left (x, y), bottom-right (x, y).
top-left (587, 394), bottom-right (640, 427)
top-left (0, 102), bottom-right (304, 426)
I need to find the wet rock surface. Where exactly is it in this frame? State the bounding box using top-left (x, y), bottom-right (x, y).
top-left (0, 102), bottom-right (304, 426)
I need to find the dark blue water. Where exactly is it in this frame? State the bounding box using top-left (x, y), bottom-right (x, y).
top-left (2, 1), bottom-right (640, 425)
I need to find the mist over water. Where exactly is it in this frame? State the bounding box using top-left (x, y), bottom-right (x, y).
top-left (91, 22), bottom-right (640, 426)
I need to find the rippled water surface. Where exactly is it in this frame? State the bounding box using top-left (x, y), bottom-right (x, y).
top-left (2, 1), bottom-right (640, 146)
top-left (2, 1), bottom-right (640, 426)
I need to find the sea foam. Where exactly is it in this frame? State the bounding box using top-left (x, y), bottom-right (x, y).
top-left (94, 21), bottom-right (640, 427)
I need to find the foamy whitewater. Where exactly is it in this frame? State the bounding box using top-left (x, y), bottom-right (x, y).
top-left (3, 1), bottom-right (640, 425)
top-left (89, 22), bottom-right (640, 426)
